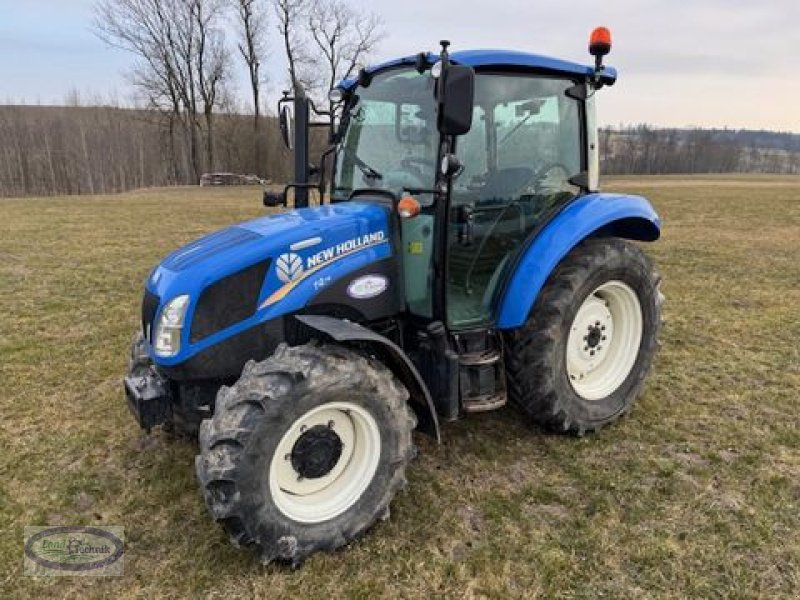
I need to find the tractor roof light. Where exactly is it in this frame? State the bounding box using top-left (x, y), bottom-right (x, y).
top-left (589, 27), bottom-right (612, 71)
top-left (397, 196), bottom-right (421, 219)
top-left (589, 27), bottom-right (612, 57)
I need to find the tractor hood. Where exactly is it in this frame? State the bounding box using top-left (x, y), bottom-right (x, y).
top-left (144, 201), bottom-right (393, 366)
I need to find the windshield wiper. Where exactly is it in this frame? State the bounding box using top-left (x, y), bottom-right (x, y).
top-left (357, 161), bottom-right (383, 181)
top-left (499, 112), bottom-right (535, 146)
top-left (345, 149), bottom-right (383, 181)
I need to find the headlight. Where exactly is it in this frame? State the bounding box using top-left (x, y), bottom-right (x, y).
top-left (154, 295), bottom-right (189, 357)
top-left (328, 87), bottom-right (344, 103)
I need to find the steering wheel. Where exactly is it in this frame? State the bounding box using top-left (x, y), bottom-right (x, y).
top-left (532, 163), bottom-right (572, 193)
top-left (399, 156), bottom-right (431, 179)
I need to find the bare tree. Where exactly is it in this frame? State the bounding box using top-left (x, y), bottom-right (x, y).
top-left (234, 0), bottom-right (267, 124)
top-left (274, 0), bottom-right (315, 93)
top-left (94, 0), bottom-right (194, 178)
top-left (191, 0), bottom-right (228, 170)
top-left (93, 0), bottom-right (229, 179)
top-left (307, 0), bottom-right (383, 112)
top-left (234, 0), bottom-right (268, 172)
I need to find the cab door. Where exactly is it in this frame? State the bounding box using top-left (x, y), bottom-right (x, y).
top-left (446, 73), bottom-right (585, 330)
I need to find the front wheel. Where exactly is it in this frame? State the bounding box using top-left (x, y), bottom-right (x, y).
top-left (504, 237), bottom-right (663, 435)
top-left (195, 343), bottom-right (415, 565)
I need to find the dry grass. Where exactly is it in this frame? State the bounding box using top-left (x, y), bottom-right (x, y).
top-left (1, 177), bottom-right (799, 598)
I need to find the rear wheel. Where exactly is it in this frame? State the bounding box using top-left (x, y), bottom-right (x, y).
top-left (504, 237), bottom-right (663, 434)
top-left (195, 343), bottom-right (415, 565)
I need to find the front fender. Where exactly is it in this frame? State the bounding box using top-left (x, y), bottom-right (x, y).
top-left (495, 193), bottom-right (660, 330)
top-left (294, 315), bottom-right (441, 442)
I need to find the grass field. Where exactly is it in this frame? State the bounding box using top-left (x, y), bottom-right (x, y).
top-left (1, 176), bottom-right (799, 598)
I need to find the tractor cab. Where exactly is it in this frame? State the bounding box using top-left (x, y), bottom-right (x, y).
top-left (263, 39), bottom-right (624, 415)
top-left (335, 63), bottom-right (590, 330)
top-left (277, 42), bottom-right (617, 335)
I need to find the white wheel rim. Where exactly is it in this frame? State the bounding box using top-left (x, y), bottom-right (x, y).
top-left (566, 280), bottom-right (643, 401)
top-left (268, 402), bottom-right (381, 523)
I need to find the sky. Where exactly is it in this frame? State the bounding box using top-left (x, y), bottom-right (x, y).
top-left (1, 0), bottom-right (798, 132)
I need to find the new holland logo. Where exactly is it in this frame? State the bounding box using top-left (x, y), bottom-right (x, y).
top-left (275, 253), bottom-right (304, 283)
top-left (263, 230), bottom-right (389, 309)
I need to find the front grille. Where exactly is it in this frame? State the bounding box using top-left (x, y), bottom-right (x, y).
top-left (142, 290), bottom-right (160, 342)
top-left (190, 259), bottom-right (270, 343)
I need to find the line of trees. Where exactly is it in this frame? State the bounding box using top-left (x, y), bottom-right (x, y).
top-left (3, 113), bottom-right (799, 197)
top-left (600, 125), bottom-right (800, 175)
top-left (0, 105), bottom-right (292, 197)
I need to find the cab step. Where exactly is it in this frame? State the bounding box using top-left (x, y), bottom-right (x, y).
top-left (458, 346), bottom-right (507, 414)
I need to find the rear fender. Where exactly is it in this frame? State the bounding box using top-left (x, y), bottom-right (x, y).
top-left (495, 193), bottom-right (660, 330)
top-left (294, 314), bottom-right (441, 442)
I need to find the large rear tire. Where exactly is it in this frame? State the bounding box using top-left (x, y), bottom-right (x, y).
top-left (195, 343), bottom-right (415, 565)
top-left (504, 237), bottom-right (663, 435)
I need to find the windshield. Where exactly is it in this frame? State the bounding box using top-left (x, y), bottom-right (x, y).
top-left (334, 68), bottom-right (438, 199)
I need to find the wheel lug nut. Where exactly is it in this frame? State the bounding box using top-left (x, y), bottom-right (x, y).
top-left (584, 346), bottom-right (589, 351)
top-left (601, 326), bottom-right (606, 331)
top-left (583, 335), bottom-right (588, 341)
top-left (602, 335), bottom-right (606, 341)
top-left (590, 350), bottom-right (595, 356)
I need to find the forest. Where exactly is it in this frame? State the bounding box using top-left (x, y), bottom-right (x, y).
top-left (2, 104), bottom-right (798, 197)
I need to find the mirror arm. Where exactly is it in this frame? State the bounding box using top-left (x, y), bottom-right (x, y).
top-left (277, 90), bottom-right (292, 113)
top-left (307, 98), bottom-right (332, 118)
top-left (317, 145), bottom-right (338, 202)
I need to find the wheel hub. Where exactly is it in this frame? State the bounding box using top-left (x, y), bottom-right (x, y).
top-left (569, 297), bottom-right (613, 378)
top-left (269, 402), bottom-right (382, 523)
top-left (565, 281), bottom-right (643, 401)
top-left (586, 325), bottom-right (603, 348)
top-left (290, 424), bottom-right (343, 480)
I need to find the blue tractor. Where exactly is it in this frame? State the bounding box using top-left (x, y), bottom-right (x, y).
top-left (125, 29), bottom-right (662, 564)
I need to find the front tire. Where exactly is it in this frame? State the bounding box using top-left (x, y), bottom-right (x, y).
top-left (504, 237), bottom-right (663, 435)
top-left (195, 343), bottom-right (415, 565)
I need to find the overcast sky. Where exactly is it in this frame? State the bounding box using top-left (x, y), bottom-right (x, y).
top-left (1, 0), bottom-right (798, 131)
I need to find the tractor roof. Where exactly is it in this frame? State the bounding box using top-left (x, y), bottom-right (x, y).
top-left (340, 49), bottom-right (617, 90)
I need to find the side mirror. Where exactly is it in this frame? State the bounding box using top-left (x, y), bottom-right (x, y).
top-left (437, 65), bottom-right (474, 136)
top-left (263, 190), bottom-right (287, 208)
top-left (279, 106), bottom-right (293, 149)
